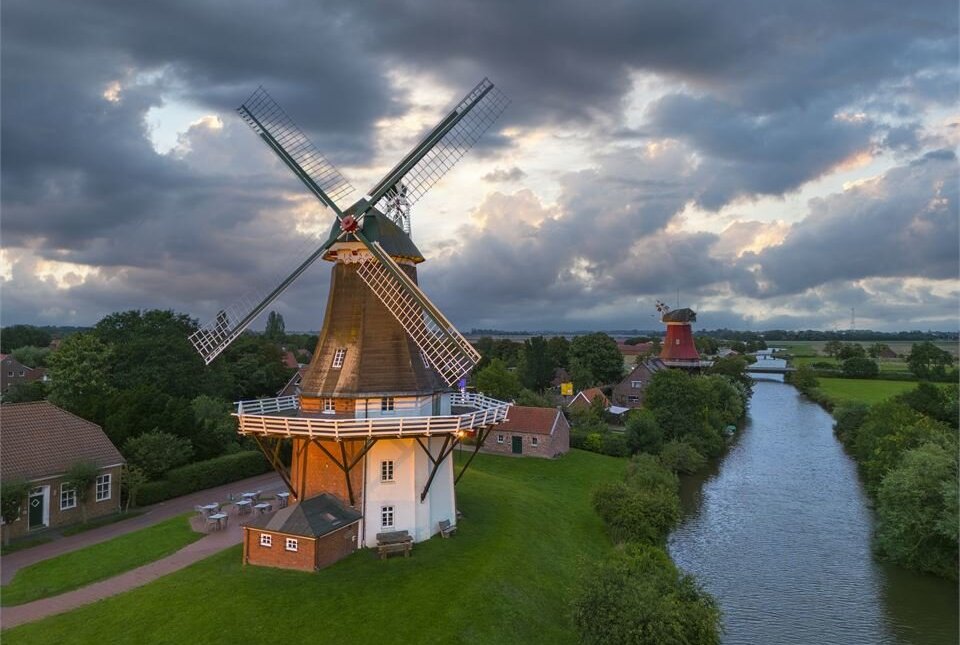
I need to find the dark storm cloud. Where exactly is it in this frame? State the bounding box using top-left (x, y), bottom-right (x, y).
top-left (1, 0), bottom-right (957, 330)
top-left (738, 150), bottom-right (959, 297)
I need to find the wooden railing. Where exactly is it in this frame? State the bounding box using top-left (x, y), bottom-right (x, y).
top-left (234, 392), bottom-right (510, 439)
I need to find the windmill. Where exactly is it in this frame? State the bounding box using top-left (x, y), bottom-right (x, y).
top-left (193, 79), bottom-right (512, 567)
top-left (189, 78), bottom-right (509, 386)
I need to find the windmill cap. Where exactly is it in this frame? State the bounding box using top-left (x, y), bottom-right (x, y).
top-left (324, 202), bottom-right (425, 263)
top-left (662, 308), bottom-right (697, 323)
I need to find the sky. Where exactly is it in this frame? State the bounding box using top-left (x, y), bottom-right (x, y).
top-left (2, 0), bottom-right (958, 333)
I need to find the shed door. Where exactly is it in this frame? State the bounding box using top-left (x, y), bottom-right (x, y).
top-left (511, 436), bottom-right (522, 454)
top-left (28, 488), bottom-right (45, 529)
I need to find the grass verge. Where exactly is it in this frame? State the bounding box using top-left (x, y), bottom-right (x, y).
top-left (3, 451), bottom-right (624, 644)
top-left (1, 512), bottom-right (201, 606)
top-left (0, 536), bottom-right (55, 557)
top-left (816, 378), bottom-right (924, 406)
top-left (61, 511), bottom-right (145, 537)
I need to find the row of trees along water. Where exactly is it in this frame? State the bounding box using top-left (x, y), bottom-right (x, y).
top-left (0, 311), bottom-right (312, 512)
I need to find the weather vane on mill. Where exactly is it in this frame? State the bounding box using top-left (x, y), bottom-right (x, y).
top-left (187, 78), bottom-right (512, 571)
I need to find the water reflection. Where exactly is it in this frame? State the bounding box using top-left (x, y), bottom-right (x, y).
top-left (669, 378), bottom-right (958, 645)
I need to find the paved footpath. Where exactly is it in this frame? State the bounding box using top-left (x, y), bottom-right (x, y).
top-left (1, 471), bottom-right (284, 628)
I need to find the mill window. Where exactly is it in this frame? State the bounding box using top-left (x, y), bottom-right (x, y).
top-left (381, 505), bottom-right (395, 529)
top-left (260, 533), bottom-right (272, 547)
top-left (323, 398), bottom-right (335, 413)
top-left (381, 460), bottom-right (395, 482)
top-left (380, 397), bottom-right (395, 412)
top-left (60, 485), bottom-right (77, 510)
top-left (420, 351), bottom-right (430, 368)
top-left (285, 538), bottom-right (298, 552)
top-left (95, 474), bottom-right (111, 501)
top-left (332, 348), bottom-right (347, 368)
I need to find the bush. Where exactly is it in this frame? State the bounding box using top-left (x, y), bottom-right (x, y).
top-left (591, 482), bottom-right (680, 545)
top-left (573, 543), bottom-right (722, 645)
top-left (583, 433), bottom-right (603, 453)
top-left (832, 403), bottom-right (870, 445)
top-left (624, 453), bottom-right (679, 495)
top-left (625, 409), bottom-right (661, 455)
top-left (600, 433), bottom-right (630, 457)
top-left (658, 440), bottom-right (706, 474)
top-left (841, 357), bottom-right (879, 378)
top-left (136, 451), bottom-right (270, 506)
top-left (123, 431), bottom-right (194, 480)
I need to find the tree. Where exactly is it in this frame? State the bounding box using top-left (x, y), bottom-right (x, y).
top-left (518, 336), bottom-right (555, 391)
top-left (10, 345), bottom-right (51, 368)
top-left (47, 332), bottom-right (114, 424)
top-left (191, 395), bottom-right (239, 458)
top-left (475, 359), bottom-right (521, 401)
top-left (2, 381), bottom-right (47, 403)
top-left (896, 382), bottom-right (957, 427)
top-left (94, 310), bottom-right (205, 399)
top-left (787, 364), bottom-right (819, 395)
top-left (907, 342), bottom-right (954, 380)
top-left (868, 343), bottom-right (892, 359)
top-left (572, 543), bottom-right (722, 645)
top-left (0, 325), bottom-right (51, 353)
top-left (832, 402), bottom-right (870, 445)
top-left (514, 389), bottom-right (553, 408)
top-left (823, 340), bottom-right (844, 357)
top-left (592, 482), bottom-right (680, 545)
top-left (64, 461), bottom-right (100, 523)
top-left (568, 358), bottom-right (595, 392)
top-left (122, 466), bottom-right (148, 512)
top-left (1, 479), bottom-right (30, 546)
top-left (837, 343), bottom-right (866, 361)
top-left (841, 356), bottom-right (879, 378)
top-left (659, 440), bottom-right (706, 474)
top-left (708, 355), bottom-right (753, 399)
top-left (545, 335), bottom-right (570, 370)
top-left (569, 333), bottom-right (624, 385)
top-left (875, 441), bottom-right (958, 580)
top-left (264, 311), bottom-right (286, 343)
top-left (695, 336), bottom-right (719, 356)
top-left (122, 431), bottom-right (194, 480)
top-left (625, 409), bottom-right (662, 455)
top-left (103, 386), bottom-right (195, 450)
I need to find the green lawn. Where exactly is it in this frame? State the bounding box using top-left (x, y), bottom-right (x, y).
top-left (815, 378), bottom-right (923, 406)
top-left (3, 451), bottom-right (625, 644)
top-left (1, 512), bottom-right (201, 607)
top-left (792, 355), bottom-right (914, 374)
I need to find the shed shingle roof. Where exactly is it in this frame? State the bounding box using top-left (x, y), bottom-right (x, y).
top-left (495, 406), bottom-right (563, 435)
top-left (246, 493), bottom-right (361, 538)
top-left (1, 402), bottom-right (124, 480)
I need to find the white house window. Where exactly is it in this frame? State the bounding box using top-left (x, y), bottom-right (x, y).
top-left (6, 371), bottom-right (11, 377)
top-left (531, 437), bottom-right (539, 447)
top-left (381, 505), bottom-right (395, 529)
top-left (675, 339), bottom-right (680, 345)
top-left (381, 460), bottom-right (395, 482)
top-left (95, 474), bottom-right (111, 502)
top-left (627, 395), bottom-right (640, 403)
top-left (332, 348), bottom-right (347, 368)
top-left (381, 397), bottom-right (395, 412)
top-left (631, 380), bottom-right (642, 388)
top-left (260, 533), bottom-right (272, 547)
top-left (18, 370), bottom-right (24, 376)
top-left (497, 434), bottom-right (505, 444)
top-left (285, 537), bottom-right (299, 552)
top-left (60, 485), bottom-right (77, 510)
top-left (323, 398), bottom-right (335, 413)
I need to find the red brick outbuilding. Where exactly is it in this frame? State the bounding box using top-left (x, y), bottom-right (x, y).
top-left (484, 406), bottom-right (569, 458)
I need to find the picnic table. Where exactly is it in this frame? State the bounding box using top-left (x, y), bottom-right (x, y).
top-left (276, 492), bottom-right (291, 508)
top-left (199, 503), bottom-right (220, 516)
top-left (235, 499), bottom-right (252, 515)
top-left (207, 512), bottom-right (228, 531)
top-left (242, 491), bottom-right (261, 502)
top-left (376, 530), bottom-right (412, 559)
top-left (254, 502), bottom-right (273, 515)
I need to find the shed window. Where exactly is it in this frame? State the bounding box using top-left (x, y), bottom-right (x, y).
top-left (95, 474), bottom-right (111, 501)
top-left (497, 434), bottom-right (504, 444)
top-left (381, 460), bottom-right (395, 482)
top-left (380, 397), bottom-right (395, 412)
top-left (627, 396), bottom-right (640, 403)
top-left (60, 485), bottom-right (77, 510)
top-left (332, 348), bottom-right (347, 368)
top-left (285, 537), bottom-right (298, 552)
top-left (531, 437), bottom-right (539, 447)
top-left (260, 533), bottom-right (272, 547)
top-left (381, 505), bottom-right (395, 529)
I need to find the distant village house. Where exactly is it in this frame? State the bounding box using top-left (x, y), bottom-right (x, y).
top-left (612, 358), bottom-right (666, 409)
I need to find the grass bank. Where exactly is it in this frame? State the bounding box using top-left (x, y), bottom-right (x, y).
top-left (1, 512), bottom-right (201, 606)
top-left (817, 378), bottom-right (937, 406)
top-left (3, 451), bottom-right (625, 644)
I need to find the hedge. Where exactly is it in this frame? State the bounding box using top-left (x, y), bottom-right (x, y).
top-left (137, 451), bottom-right (270, 507)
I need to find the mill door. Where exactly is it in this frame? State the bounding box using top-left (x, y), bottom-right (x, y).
top-left (28, 487), bottom-right (46, 530)
top-left (511, 436), bottom-right (522, 455)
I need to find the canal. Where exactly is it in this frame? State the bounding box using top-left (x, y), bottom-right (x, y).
top-left (668, 375), bottom-right (959, 645)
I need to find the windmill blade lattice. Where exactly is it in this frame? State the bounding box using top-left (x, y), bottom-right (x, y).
top-left (238, 87), bottom-right (355, 211)
top-left (370, 78), bottom-right (509, 216)
top-left (355, 240), bottom-right (480, 385)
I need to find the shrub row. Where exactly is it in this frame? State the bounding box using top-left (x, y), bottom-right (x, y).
top-left (570, 430), bottom-right (630, 457)
top-left (137, 451), bottom-right (270, 506)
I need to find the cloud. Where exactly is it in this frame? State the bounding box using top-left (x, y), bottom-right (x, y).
top-left (482, 167), bottom-right (527, 182)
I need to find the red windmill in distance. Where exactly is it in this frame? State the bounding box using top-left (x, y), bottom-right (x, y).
top-left (656, 300), bottom-right (701, 367)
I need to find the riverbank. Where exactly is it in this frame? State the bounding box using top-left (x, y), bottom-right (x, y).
top-left (669, 379), bottom-right (959, 644)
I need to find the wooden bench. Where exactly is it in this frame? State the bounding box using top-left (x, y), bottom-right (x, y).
top-left (438, 519), bottom-right (457, 538)
top-left (376, 530), bottom-right (412, 560)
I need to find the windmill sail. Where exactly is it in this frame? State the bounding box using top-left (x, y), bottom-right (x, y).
top-left (354, 239), bottom-right (480, 385)
top-left (367, 78), bottom-right (509, 216)
top-left (189, 232), bottom-right (341, 364)
top-left (238, 86), bottom-right (354, 213)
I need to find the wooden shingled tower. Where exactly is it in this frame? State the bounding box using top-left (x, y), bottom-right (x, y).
top-left (188, 79), bottom-right (511, 554)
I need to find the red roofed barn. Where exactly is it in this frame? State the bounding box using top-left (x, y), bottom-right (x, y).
top-left (568, 387), bottom-right (609, 412)
top-left (484, 406), bottom-right (569, 458)
top-left (1, 402), bottom-right (124, 540)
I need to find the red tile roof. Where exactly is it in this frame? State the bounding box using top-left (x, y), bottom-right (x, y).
top-left (495, 406), bottom-right (564, 435)
top-left (570, 387), bottom-right (609, 408)
top-left (1, 402), bottom-right (124, 480)
top-left (281, 351), bottom-right (299, 369)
